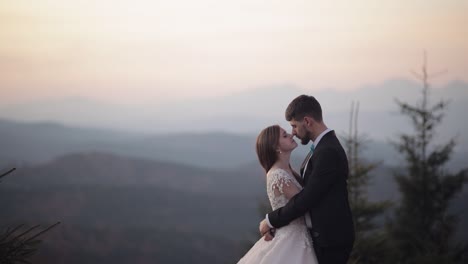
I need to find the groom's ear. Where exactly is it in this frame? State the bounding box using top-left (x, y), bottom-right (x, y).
top-left (303, 116), bottom-right (312, 127)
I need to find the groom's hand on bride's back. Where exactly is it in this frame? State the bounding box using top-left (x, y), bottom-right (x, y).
top-left (259, 220), bottom-right (270, 235)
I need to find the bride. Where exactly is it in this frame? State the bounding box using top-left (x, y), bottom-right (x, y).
top-left (237, 125), bottom-right (318, 264)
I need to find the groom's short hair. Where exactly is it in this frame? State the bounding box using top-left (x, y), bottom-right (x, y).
top-left (285, 95), bottom-right (323, 122)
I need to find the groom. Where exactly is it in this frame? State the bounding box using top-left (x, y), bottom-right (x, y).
top-left (259, 95), bottom-right (355, 264)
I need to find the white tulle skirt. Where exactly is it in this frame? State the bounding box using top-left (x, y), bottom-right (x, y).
top-left (237, 220), bottom-right (318, 264)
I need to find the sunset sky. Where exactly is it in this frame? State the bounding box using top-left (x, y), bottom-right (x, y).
top-left (1, 0), bottom-right (467, 105)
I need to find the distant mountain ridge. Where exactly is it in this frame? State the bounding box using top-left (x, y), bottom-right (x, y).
top-left (1, 79), bottom-right (467, 140)
top-left (0, 118), bottom-right (259, 168)
top-left (1, 118), bottom-right (466, 171)
top-left (5, 152), bottom-right (264, 196)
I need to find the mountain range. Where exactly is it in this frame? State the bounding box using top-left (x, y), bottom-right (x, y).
top-left (1, 79), bottom-right (467, 145)
top-left (1, 117), bottom-right (466, 171)
top-left (1, 78), bottom-right (467, 263)
top-left (1, 150), bottom-right (466, 264)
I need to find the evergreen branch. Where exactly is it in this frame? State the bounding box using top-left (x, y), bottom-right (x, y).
top-left (0, 168), bottom-right (16, 181)
top-left (9, 222), bottom-right (61, 256)
top-left (0, 225), bottom-right (25, 242)
top-left (427, 139), bottom-right (455, 168)
top-left (21, 222), bottom-right (61, 245)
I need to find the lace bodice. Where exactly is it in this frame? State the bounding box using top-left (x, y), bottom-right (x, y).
top-left (266, 168), bottom-right (312, 248)
top-left (266, 168), bottom-right (302, 210)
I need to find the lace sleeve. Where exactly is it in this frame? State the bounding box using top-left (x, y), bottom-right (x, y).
top-left (267, 169), bottom-right (300, 200)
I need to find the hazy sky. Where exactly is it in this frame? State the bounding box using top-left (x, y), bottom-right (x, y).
top-left (1, 0), bottom-right (467, 104)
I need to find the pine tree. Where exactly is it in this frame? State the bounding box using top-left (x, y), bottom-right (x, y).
top-left (0, 168), bottom-right (60, 264)
top-left (386, 52), bottom-right (468, 263)
top-left (344, 101), bottom-right (391, 264)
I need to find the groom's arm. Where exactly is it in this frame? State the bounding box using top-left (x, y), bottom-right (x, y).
top-left (261, 178), bottom-right (302, 239)
top-left (267, 148), bottom-right (341, 228)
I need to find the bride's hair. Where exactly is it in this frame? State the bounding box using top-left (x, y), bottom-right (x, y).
top-left (256, 125), bottom-right (302, 183)
top-left (256, 125), bottom-right (280, 172)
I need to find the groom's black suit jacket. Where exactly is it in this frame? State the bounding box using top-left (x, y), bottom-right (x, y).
top-left (268, 131), bottom-right (355, 248)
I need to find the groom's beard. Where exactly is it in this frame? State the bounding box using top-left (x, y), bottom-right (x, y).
top-left (300, 130), bottom-right (312, 145)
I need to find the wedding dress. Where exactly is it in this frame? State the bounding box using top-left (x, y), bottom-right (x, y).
top-left (237, 168), bottom-right (318, 264)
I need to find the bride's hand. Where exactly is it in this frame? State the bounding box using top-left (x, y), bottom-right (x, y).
top-left (259, 220), bottom-right (275, 241)
top-left (263, 229), bottom-right (275, 241)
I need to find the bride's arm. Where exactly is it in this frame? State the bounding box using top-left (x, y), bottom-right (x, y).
top-left (261, 173), bottom-right (301, 239)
